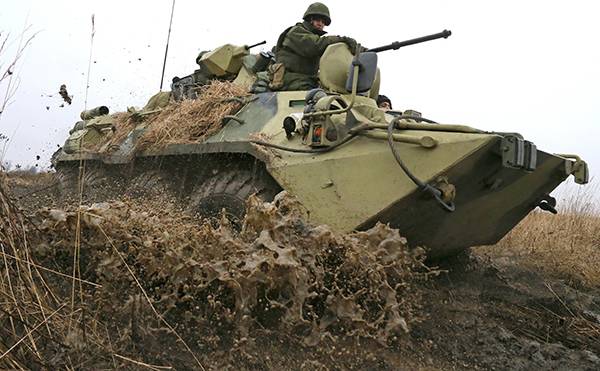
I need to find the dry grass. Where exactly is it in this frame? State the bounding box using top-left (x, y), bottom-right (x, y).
top-left (100, 112), bottom-right (135, 152)
top-left (1, 28), bottom-right (37, 122)
top-left (0, 174), bottom-right (203, 369)
top-left (0, 174), bottom-right (60, 369)
top-left (4, 169), bottom-right (54, 187)
top-left (475, 182), bottom-right (600, 287)
top-left (137, 81), bottom-right (248, 150)
top-left (83, 81), bottom-right (248, 155)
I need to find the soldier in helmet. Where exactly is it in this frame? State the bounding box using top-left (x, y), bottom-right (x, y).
top-left (273, 2), bottom-right (359, 91)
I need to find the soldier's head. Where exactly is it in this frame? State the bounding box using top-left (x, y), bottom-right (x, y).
top-left (377, 95), bottom-right (392, 111)
top-left (303, 2), bottom-right (331, 31)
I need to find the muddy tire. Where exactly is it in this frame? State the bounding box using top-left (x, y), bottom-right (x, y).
top-left (54, 162), bottom-right (119, 203)
top-left (54, 165), bottom-right (79, 197)
top-left (126, 170), bottom-right (174, 199)
top-left (189, 167), bottom-right (281, 227)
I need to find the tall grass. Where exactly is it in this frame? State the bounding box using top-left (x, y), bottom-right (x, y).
top-left (478, 181), bottom-right (600, 287)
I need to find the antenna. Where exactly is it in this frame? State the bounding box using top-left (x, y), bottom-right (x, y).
top-left (84, 14), bottom-right (96, 111)
top-left (160, 0), bottom-right (176, 91)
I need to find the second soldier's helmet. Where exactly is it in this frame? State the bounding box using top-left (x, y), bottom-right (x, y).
top-left (303, 2), bottom-right (331, 26)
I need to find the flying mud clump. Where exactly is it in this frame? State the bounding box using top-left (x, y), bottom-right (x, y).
top-left (59, 84), bottom-right (72, 105)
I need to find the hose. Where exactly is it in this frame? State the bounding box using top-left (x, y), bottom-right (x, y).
top-left (250, 133), bottom-right (358, 154)
top-left (250, 116), bottom-right (456, 212)
top-left (387, 116), bottom-right (455, 212)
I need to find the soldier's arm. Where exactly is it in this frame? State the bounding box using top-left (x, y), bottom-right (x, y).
top-left (283, 26), bottom-right (344, 58)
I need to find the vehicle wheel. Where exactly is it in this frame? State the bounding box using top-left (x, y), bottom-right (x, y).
top-left (54, 162), bottom-right (113, 203)
top-left (54, 164), bottom-right (78, 197)
top-left (189, 167), bottom-right (281, 228)
top-left (127, 170), bottom-right (174, 199)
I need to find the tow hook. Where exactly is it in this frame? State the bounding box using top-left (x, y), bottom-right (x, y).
top-left (429, 176), bottom-right (456, 212)
top-left (537, 195), bottom-right (557, 214)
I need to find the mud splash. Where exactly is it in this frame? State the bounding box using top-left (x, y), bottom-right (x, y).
top-left (1, 187), bottom-right (434, 368)
top-left (36, 194), bottom-right (431, 342)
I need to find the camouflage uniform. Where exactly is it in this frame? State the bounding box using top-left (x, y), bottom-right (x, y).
top-left (275, 2), bottom-right (357, 90)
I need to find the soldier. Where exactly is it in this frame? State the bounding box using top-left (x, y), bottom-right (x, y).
top-left (273, 2), bottom-right (359, 91)
top-left (376, 95), bottom-right (393, 111)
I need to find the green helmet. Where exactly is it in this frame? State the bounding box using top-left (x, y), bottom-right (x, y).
top-left (303, 2), bottom-right (331, 26)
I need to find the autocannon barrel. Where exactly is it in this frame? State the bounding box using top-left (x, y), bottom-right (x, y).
top-left (368, 29), bottom-right (452, 53)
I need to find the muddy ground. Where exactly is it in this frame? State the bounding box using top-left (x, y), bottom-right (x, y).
top-left (3, 172), bottom-right (599, 370)
top-left (245, 252), bottom-right (600, 371)
top-left (193, 252), bottom-right (600, 370)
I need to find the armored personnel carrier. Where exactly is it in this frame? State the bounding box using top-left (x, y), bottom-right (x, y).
top-left (53, 31), bottom-right (589, 257)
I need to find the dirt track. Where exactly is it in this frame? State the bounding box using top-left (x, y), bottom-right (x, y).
top-left (2, 172), bottom-right (599, 370)
top-left (205, 252), bottom-right (600, 370)
top-left (408, 252), bottom-right (599, 370)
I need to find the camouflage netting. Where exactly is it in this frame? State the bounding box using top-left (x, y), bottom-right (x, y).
top-left (137, 81), bottom-right (249, 150)
top-left (101, 112), bottom-right (136, 151)
top-left (0, 175), bottom-right (434, 368)
top-left (93, 81), bottom-right (248, 155)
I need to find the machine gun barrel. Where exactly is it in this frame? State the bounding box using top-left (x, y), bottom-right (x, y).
top-left (246, 40), bottom-right (267, 49)
top-left (368, 29), bottom-right (451, 53)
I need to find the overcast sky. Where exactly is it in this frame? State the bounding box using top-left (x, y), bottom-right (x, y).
top-left (1, 1), bottom-right (599, 197)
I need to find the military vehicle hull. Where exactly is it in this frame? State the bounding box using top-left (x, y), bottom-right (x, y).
top-left (357, 141), bottom-right (572, 257)
top-left (53, 89), bottom-right (587, 258)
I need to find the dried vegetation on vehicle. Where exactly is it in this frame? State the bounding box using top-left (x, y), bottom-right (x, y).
top-left (138, 81), bottom-right (249, 149)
